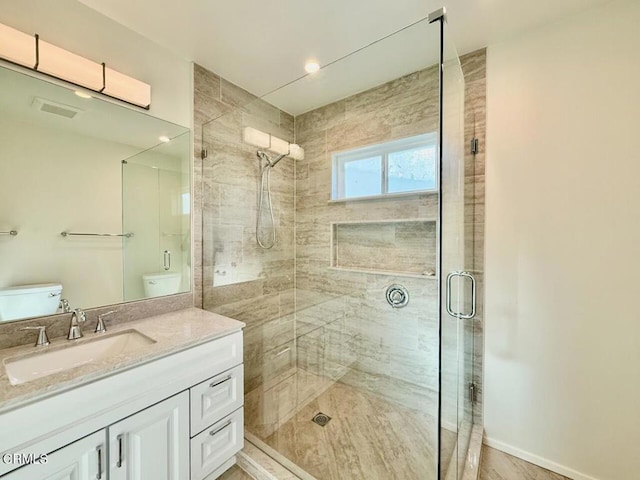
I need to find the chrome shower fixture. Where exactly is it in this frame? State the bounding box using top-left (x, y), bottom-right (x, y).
top-left (256, 151), bottom-right (281, 249)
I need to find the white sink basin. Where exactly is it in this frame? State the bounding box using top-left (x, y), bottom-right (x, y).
top-left (4, 329), bottom-right (156, 385)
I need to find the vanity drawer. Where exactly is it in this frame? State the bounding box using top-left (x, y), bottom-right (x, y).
top-left (190, 408), bottom-right (244, 480)
top-left (190, 364), bottom-right (243, 436)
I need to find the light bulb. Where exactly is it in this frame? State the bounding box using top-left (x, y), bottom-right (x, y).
top-left (305, 61), bottom-right (320, 74)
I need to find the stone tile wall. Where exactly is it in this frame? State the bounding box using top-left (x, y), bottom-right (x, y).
top-left (193, 65), bottom-right (296, 398)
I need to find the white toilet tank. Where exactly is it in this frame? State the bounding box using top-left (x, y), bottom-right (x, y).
top-left (142, 272), bottom-right (182, 298)
top-left (0, 283), bottom-right (63, 322)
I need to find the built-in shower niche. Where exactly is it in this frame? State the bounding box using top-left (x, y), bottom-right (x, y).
top-left (330, 219), bottom-right (437, 278)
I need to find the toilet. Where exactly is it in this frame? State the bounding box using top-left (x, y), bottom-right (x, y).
top-left (0, 283), bottom-right (63, 322)
top-left (142, 272), bottom-right (182, 297)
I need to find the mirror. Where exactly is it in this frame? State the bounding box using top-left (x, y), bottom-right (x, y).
top-left (0, 64), bottom-right (191, 323)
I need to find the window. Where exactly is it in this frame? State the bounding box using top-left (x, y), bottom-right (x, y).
top-left (332, 133), bottom-right (437, 200)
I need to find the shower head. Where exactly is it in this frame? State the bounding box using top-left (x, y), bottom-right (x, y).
top-left (270, 154), bottom-right (286, 167)
top-left (257, 150), bottom-right (286, 168)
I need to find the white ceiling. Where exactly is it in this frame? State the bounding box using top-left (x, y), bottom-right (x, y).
top-left (78, 0), bottom-right (611, 114)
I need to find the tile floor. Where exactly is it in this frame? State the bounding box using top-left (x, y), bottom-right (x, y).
top-left (248, 379), bottom-right (455, 480)
top-left (218, 465), bottom-right (255, 480)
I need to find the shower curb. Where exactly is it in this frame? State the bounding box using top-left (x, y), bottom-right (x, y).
top-left (237, 437), bottom-right (306, 480)
top-left (462, 424), bottom-right (484, 480)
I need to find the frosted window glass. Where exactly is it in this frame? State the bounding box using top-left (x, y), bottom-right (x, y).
top-left (343, 156), bottom-right (382, 197)
top-left (388, 146), bottom-right (436, 193)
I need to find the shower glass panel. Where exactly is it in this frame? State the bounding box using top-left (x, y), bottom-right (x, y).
top-left (201, 13), bottom-right (472, 480)
top-left (122, 132), bottom-right (191, 301)
top-left (439, 23), bottom-right (472, 480)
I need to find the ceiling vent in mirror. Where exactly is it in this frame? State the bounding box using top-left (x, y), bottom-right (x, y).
top-left (31, 97), bottom-right (83, 119)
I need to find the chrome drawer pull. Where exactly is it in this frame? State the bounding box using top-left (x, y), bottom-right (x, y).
top-left (209, 420), bottom-right (232, 437)
top-left (209, 375), bottom-right (232, 388)
top-left (116, 434), bottom-right (124, 468)
top-left (96, 444), bottom-right (103, 479)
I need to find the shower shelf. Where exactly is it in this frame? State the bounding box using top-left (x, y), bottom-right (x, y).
top-left (330, 218), bottom-right (437, 278)
top-left (328, 265), bottom-right (438, 279)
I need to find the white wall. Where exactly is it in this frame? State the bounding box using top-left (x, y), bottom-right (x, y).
top-left (0, 117), bottom-right (137, 309)
top-left (0, 0), bottom-right (192, 127)
top-left (484, 1), bottom-right (640, 479)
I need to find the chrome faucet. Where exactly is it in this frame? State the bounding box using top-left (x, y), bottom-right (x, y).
top-left (59, 298), bottom-right (71, 313)
top-left (67, 308), bottom-right (86, 340)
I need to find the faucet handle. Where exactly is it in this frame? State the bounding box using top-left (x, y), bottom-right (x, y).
top-left (21, 326), bottom-right (50, 347)
top-left (95, 310), bottom-right (117, 334)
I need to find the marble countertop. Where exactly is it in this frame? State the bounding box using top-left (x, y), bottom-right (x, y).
top-left (0, 307), bottom-right (244, 413)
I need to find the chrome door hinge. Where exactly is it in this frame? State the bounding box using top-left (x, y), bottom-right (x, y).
top-left (470, 138), bottom-right (479, 155)
top-left (201, 148), bottom-right (208, 159)
top-left (469, 382), bottom-right (478, 403)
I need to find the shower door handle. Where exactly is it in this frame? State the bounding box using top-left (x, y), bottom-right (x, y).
top-left (446, 271), bottom-right (476, 320)
top-left (163, 250), bottom-right (171, 271)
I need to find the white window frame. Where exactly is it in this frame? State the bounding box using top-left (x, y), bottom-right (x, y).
top-left (331, 133), bottom-right (438, 201)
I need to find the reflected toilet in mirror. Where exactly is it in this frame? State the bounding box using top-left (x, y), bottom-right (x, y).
top-left (0, 284), bottom-right (63, 322)
top-left (142, 272), bottom-right (182, 298)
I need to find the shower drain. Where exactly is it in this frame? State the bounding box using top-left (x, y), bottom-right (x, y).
top-left (311, 412), bottom-right (331, 427)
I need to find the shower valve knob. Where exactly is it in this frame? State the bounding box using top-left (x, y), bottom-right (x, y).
top-left (386, 284), bottom-right (409, 308)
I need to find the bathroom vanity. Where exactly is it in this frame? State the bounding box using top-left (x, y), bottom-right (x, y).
top-left (0, 308), bottom-right (244, 480)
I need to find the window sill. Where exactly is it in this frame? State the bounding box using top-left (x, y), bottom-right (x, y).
top-left (328, 190), bottom-right (437, 204)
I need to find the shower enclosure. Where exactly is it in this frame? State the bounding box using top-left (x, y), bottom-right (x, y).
top-left (199, 10), bottom-right (481, 479)
top-left (122, 132), bottom-right (191, 301)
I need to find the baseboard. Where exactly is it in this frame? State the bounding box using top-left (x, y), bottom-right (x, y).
top-left (483, 437), bottom-right (600, 480)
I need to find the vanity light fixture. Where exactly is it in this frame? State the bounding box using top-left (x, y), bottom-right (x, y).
top-left (0, 22), bottom-right (151, 109)
top-left (304, 61), bottom-right (320, 74)
top-left (158, 136), bottom-right (171, 143)
top-left (242, 126), bottom-right (305, 160)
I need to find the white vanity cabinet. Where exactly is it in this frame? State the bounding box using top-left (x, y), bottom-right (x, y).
top-left (0, 328), bottom-right (244, 480)
top-left (189, 365), bottom-right (244, 480)
top-left (109, 392), bottom-right (189, 480)
top-left (3, 430), bottom-right (106, 480)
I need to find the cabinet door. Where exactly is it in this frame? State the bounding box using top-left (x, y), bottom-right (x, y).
top-left (109, 391), bottom-right (189, 480)
top-left (3, 430), bottom-right (106, 480)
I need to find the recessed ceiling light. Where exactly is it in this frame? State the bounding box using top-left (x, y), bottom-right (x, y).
top-left (74, 90), bottom-right (92, 99)
top-left (305, 61), bottom-right (320, 74)
top-left (159, 135), bottom-right (171, 143)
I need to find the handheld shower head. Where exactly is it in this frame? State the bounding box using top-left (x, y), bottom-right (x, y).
top-left (257, 150), bottom-right (286, 168)
top-left (270, 154), bottom-right (286, 167)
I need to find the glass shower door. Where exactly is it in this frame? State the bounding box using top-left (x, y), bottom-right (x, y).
top-left (439, 19), bottom-right (475, 480)
top-left (122, 132), bottom-right (191, 301)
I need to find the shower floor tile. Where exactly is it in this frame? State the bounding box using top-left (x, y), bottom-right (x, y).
top-left (249, 378), bottom-right (453, 480)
